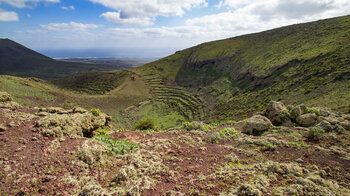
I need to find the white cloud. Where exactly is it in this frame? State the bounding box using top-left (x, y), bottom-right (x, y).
top-left (61, 5), bottom-right (74, 11)
top-left (101, 12), bottom-right (153, 26)
top-left (90, 0), bottom-right (207, 26)
top-left (187, 0), bottom-right (350, 39)
top-left (0, 0), bottom-right (59, 8)
top-left (0, 9), bottom-right (19, 22)
top-left (40, 22), bottom-right (98, 32)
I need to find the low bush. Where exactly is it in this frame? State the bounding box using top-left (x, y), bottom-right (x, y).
top-left (219, 127), bottom-right (240, 138)
top-left (134, 117), bottom-right (157, 130)
top-left (306, 126), bottom-right (325, 141)
top-left (90, 108), bottom-right (101, 116)
top-left (182, 121), bottom-right (209, 132)
top-left (94, 133), bottom-right (138, 155)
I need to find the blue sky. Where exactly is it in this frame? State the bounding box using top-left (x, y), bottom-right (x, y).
top-left (1, 0), bottom-right (350, 58)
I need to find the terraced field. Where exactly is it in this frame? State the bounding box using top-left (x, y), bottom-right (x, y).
top-left (146, 77), bottom-right (204, 120)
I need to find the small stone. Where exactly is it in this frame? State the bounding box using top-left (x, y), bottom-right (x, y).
top-left (296, 158), bottom-right (303, 163)
top-left (4, 165), bottom-right (11, 172)
top-left (42, 175), bottom-right (56, 183)
top-left (15, 146), bottom-right (25, 152)
top-left (319, 170), bottom-right (327, 178)
top-left (31, 136), bottom-right (38, 141)
top-left (0, 125), bottom-right (7, 132)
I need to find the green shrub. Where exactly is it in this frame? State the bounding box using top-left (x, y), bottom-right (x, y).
top-left (307, 107), bottom-right (321, 116)
top-left (306, 126), bottom-right (325, 141)
top-left (95, 128), bottom-right (109, 135)
top-left (204, 132), bottom-right (221, 144)
top-left (134, 117), bottom-right (157, 130)
top-left (182, 121), bottom-right (209, 132)
top-left (263, 141), bottom-right (277, 151)
top-left (219, 127), bottom-right (240, 138)
top-left (90, 108), bottom-right (101, 116)
top-left (94, 134), bottom-right (138, 155)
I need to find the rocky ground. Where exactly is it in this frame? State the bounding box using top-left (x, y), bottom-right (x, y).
top-left (0, 91), bottom-right (350, 196)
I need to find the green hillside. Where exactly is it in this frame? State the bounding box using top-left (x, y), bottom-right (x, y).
top-left (0, 39), bottom-right (130, 79)
top-left (1, 15), bottom-right (349, 128)
top-left (132, 14), bottom-right (350, 122)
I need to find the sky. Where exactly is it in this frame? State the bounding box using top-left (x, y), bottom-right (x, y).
top-left (0, 0), bottom-right (350, 58)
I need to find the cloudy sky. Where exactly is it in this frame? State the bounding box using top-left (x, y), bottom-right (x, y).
top-left (0, 0), bottom-right (350, 57)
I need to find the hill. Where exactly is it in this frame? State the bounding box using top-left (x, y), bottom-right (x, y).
top-left (1, 15), bottom-right (349, 129)
top-left (0, 39), bottom-right (131, 79)
top-left (132, 14), bottom-right (350, 122)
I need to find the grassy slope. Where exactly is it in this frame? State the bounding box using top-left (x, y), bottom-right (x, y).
top-left (0, 39), bottom-right (130, 79)
top-left (132, 15), bottom-right (350, 122)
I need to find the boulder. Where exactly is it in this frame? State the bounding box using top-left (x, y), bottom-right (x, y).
top-left (290, 105), bottom-right (307, 120)
top-left (0, 91), bottom-right (12, 102)
top-left (242, 115), bottom-right (273, 135)
top-left (265, 101), bottom-right (288, 125)
top-left (296, 113), bottom-right (317, 127)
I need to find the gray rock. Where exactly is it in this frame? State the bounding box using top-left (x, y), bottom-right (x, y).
top-left (265, 101), bottom-right (288, 125)
top-left (242, 115), bottom-right (273, 135)
top-left (290, 105), bottom-right (307, 120)
top-left (296, 113), bottom-right (318, 127)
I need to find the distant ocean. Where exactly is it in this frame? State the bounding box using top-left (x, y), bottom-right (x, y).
top-left (39, 48), bottom-right (176, 59)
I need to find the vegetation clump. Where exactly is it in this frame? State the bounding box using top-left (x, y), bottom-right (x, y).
top-left (219, 127), bottom-right (240, 138)
top-left (181, 121), bottom-right (209, 132)
top-left (306, 126), bottom-right (325, 141)
top-left (94, 130), bottom-right (138, 155)
top-left (90, 108), bottom-right (101, 116)
top-left (134, 117), bottom-right (157, 130)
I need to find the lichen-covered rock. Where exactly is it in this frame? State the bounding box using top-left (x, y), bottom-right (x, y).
top-left (77, 140), bottom-right (108, 165)
top-left (0, 91), bottom-right (12, 102)
top-left (316, 119), bottom-right (333, 132)
top-left (322, 116), bottom-right (339, 125)
top-left (72, 107), bottom-right (88, 114)
top-left (35, 107), bottom-right (111, 138)
top-left (242, 115), bottom-right (273, 135)
top-left (265, 101), bottom-right (287, 125)
top-left (296, 113), bottom-right (318, 127)
top-left (340, 120), bottom-right (350, 130)
top-left (290, 104), bottom-right (307, 120)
